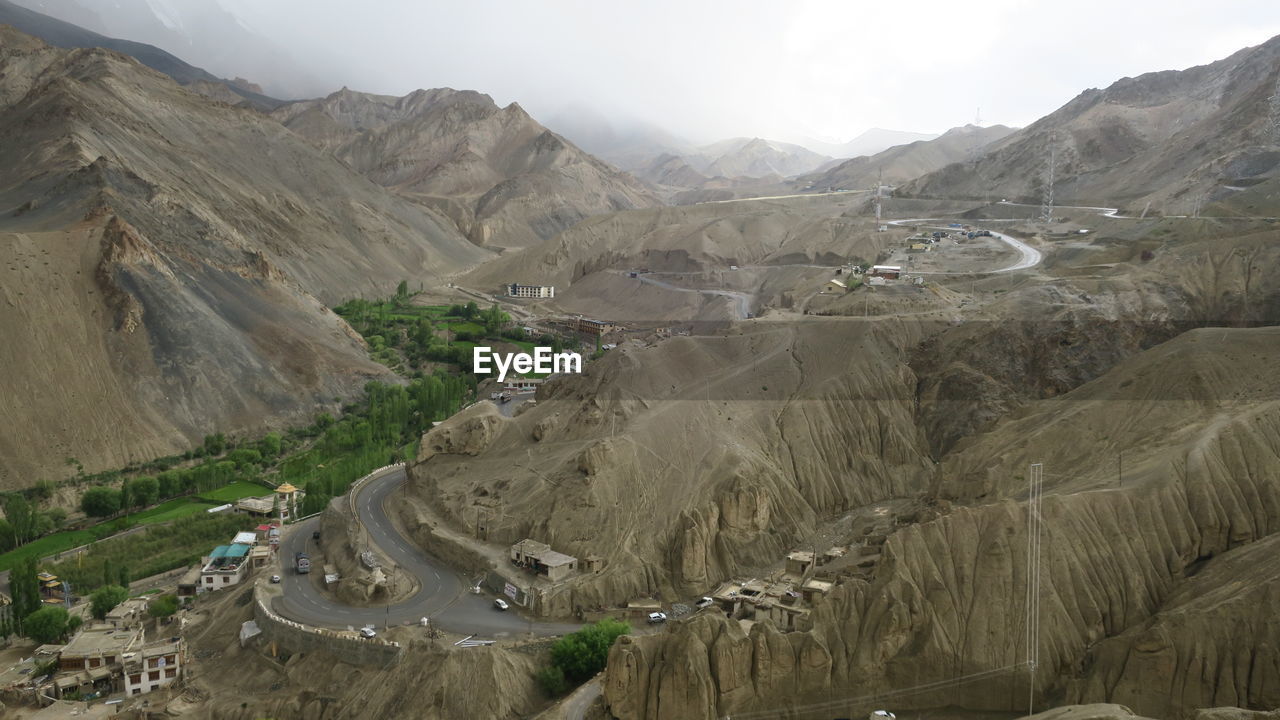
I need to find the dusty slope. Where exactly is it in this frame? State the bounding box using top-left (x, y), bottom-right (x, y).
top-left (273, 88), bottom-right (661, 250)
top-left (601, 326), bottom-right (1280, 720)
top-left (0, 28), bottom-right (488, 483)
top-left (801, 124), bottom-right (1016, 191)
top-left (461, 193), bottom-right (887, 305)
top-left (903, 35), bottom-right (1280, 212)
top-left (404, 319), bottom-right (937, 612)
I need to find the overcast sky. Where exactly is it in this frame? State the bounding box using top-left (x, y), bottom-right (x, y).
top-left (113, 0), bottom-right (1280, 143)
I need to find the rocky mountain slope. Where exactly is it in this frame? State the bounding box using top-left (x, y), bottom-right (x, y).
top-left (691, 137), bottom-right (832, 179)
top-left (903, 35), bottom-right (1280, 212)
top-left (801, 124), bottom-right (1016, 191)
top-left (272, 88), bottom-right (661, 250)
top-left (795, 127), bottom-right (940, 159)
top-left (601, 325), bottom-right (1280, 720)
top-left (0, 28), bottom-right (489, 484)
top-left (11, 0), bottom-right (325, 99)
top-left (0, 0), bottom-right (283, 109)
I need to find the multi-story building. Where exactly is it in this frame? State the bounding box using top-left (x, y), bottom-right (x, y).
top-left (507, 283), bottom-right (555, 299)
top-left (123, 640), bottom-right (182, 696)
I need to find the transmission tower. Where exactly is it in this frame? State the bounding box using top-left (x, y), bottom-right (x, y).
top-left (1269, 73), bottom-right (1280, 143)
top-left (1040, 132), bottom-right (1056, 224)
top-left (874, 167), bottom-right (884, 231)
top-left (1025, 462), bottom-right (1044, 715)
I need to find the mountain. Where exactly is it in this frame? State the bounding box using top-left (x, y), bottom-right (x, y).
top-left (272, 88), bottom-right (662, 250)
top-left (9, 0), bottom-right (325, 99)
top-left (0, 28), bottom-right (488, 485)
top-left (541, 107), bottom-right (694, 171)
top-left (903, 35), bottom-right (1280, 212)
top-left (634, 153), bottom-right (711, 188)
top-left (793, 127), bottom-right (940, 158)
top-left (0, 0), bottom-right (283, 110)
top-left (691, 137), bottom-right (832, 179)
top-left (800, 124), bottom-right (1016, 191)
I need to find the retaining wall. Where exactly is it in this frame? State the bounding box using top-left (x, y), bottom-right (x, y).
top-left (252, 583), bottom-right (403, 667)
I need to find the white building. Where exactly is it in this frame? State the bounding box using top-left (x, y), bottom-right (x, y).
top-left (123, 640), bottom-right (182, 696)
top-left (507, 283), bottom-right (555, 299)
top-left (199, 543), bottom-right (252, 592)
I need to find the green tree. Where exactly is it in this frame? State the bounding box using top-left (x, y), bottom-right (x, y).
top-left (462, 300), bottom-right (478, 320)
top-left (24, 606), bottom-right (70, 644)
top-left (80, 487), bottom-right (121, 518)
top-left (45, 507), bottom-right (67, 528)
top-left (9, 558), bottom-right (40, 633)
top-left (4, 495), bottom-right (36, 545)
top-left (257, 433), bottom-right (282, 458)
top-left (535, 665), bottom-right (570, 696)
top-left (202, 433), bottom-right (227, 456)
top-left (148, 594), bottom-right (179, 620)
top-left (89, 585), bottom-right (129, 620)
top-left (66, 615), bottom-right (83, 635)
top-left (396, 279), bottom-right (409, 299)
top-left (125, 477), bottom-right (159, 508)
top-left (549, 618), bottom-right (630, 683)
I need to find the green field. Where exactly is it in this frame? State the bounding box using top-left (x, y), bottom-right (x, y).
top-left (128, 498), bottom-right (220, 525)
top-left (446, 321), bottom-right (485, 335)
top-left (0, 528), bottom-right (97, 572)
top-left (197, 480), bottom-right (272, 503)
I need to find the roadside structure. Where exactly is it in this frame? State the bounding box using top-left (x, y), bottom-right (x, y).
top-left (507, 283), bottom-right (555, 299)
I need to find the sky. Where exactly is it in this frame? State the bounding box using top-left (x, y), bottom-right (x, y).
top-left (36, 0), bottom-right (1280, 145)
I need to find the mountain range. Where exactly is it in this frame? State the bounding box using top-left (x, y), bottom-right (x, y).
top-left (903, 36), bottom-right (1280, 213)
top-left (273, 88), bottom-right (661, 249)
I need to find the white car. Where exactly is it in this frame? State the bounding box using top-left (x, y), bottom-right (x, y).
top-left (494, 598), bottom-right (509, 611)
top-left (870, 712), bottom-right (896, 720)
top-left (695, 597), bottom-right (714, 609)
top-left (359, 626), bottom-right (377, 639)
top-left (647, 612), bottom-right (667, 624)
top-left (270, 575), bottom-right (281, 584)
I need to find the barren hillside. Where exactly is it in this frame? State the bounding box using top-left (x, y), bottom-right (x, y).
top-left (903, 35), bottom-right (1280, 213)
top-left (272, 88), bottom-right (661, 250)
top-left (0, 27), bottom-right (488, 484)
top-left (802, 124), bottom-right (1016, 191)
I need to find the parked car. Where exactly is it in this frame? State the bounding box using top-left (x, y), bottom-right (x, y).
top-left (312, 530), bottom-right (321, 541)
top-left (494, 598), bottom-right (510, 611)
top-left (695, 597), bottom-right (714, 609)
top-left (270, 575), bottom-right (281, 584)
top-left (360, 626), bottom-right (377, 638)
top-left (647, 612), bottom-right (668, 624)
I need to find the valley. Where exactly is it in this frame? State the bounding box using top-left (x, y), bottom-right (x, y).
top-left (0, 7), bottom-right (1277, 720)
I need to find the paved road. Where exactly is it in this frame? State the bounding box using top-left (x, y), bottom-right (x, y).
top-left (887, 218), bottom-right (1042, 273)
top-left (611, 269), bottom-right (753, 319)
top-left (563, 677), bottom-right (603, 720)
top-left (274, 467), bottom-right (580, 638)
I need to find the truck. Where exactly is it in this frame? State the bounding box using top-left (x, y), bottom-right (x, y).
top-left (295, 552), bottom-right (311, 574)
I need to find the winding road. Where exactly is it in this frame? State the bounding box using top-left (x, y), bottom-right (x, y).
top-left (886, 218), bottom-right (1042, 274)
top-left (274, 467), bottom-right (580, 637)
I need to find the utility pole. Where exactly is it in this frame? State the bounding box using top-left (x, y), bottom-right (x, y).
top-left (1118, 451), bottom-right (1123, 488)
top-left (1040, 132), bottom-right (1056, 224)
